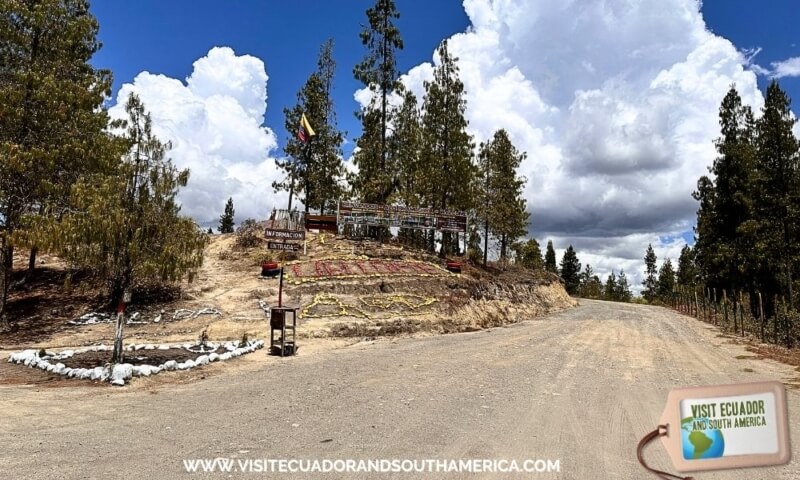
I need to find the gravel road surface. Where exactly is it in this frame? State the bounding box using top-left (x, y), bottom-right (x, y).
top-left (2, 300), bottom-right (798, 479)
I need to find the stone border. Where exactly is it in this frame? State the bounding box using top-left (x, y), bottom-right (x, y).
top-left (7, 340), bottom-right (264, 386)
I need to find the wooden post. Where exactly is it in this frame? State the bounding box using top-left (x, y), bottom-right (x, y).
top-left (739, 291), bottom-right (745, 337)
top-left (723, 290), bottom-right (729, 327)
top-left (773, 295), bottom-right (779, 344)
top-left (694, 290), bottom-right (700, 319)
top-left (758, 291), bottom-right (764, 342)
top-left (732, 291), bottom-right (738, 333)
top-left (712, 288), bottom-right (717, 325)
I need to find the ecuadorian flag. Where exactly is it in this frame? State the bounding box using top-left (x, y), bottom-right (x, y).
top-left (298, 113), bottom-right (316, 143)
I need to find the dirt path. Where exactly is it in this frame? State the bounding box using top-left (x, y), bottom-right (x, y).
top-left (1, 300), bottom-right (798, 479)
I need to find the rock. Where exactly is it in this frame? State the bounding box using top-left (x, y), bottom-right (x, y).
top-left (54, 363), bottom-right (66, 375)
top-left (219, 352), bottom-right (232, 361)
top-left (158, 344), bottom-right (170, 350)
top-left (62, 368), bottom-right (72, 377)
top-left (90, 367), bottom-right (105, 380)
top-left (163, 360), bottom-right (178, 371)
top-left (61, 350), bottom-right (74, 358)
top-left (144, 344), bottom-right (155, 350)
top-left (134, 344), bottom-right (146, 351)
top-left (208, 353), bottom-right (219, 362)
top-left (80, 370), bottom-right (92, 380)
top-left (184, 359), bottom-right (196, 369)
top-left (176, 362), bottom-right (189, 371)
top-left (110, 363), bottom-right (134, 385)
top-left (195, 355), bottom-right (209, 366)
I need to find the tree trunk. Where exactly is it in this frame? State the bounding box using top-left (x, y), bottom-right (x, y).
top-left (27, 246), bottom-right (37, 275)
top-left (0, 241), bottom-right (12, 331)
top-left (111, 309), bottom-right (125, 364)
top-left (483, 219), bottom-right (489, 267)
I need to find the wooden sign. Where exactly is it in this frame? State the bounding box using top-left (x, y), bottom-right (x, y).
top-left (268, 241), bottom-right (301, 252)
top-left (264, 228), bottom-right (305, 240)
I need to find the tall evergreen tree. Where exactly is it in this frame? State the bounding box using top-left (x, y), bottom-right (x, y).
top-left (391, 89), bottom-right (424, 246)
top-left (0, 0), bottom-right (117, 330)
top-left (544, 240), bottom-right (558, 274)
top-left (419, 40), bottom-right (475, 255)
top-left (560, 245), bottom-right (581, 295)
top-left (352, 0), bottom-right (403, 204)
top-left (676, 245), bottom-right (698, 287)
top-left (579, 264), bottom-right (602, 298)
top-left (218, 197), bottom-right (235, 233)
top-left (604, 271), bottom-right (618, 301)
top-left (642, 244), bottom-right (658, 302)
top-left (657, 258), bottom-right (676, 301)
top-left (616, 269), bottom-right (633, 302)
top-left (276, 40), bottom-right (345, 214)
top-left (477, 129), bottom-right (529, 263)
top-left (693, 85), bottom-right (756, 294)
top-left (29, 94), bottom-right (207, 361)
top-left (513, 238), bottom-right (543, 270)
top-left (750, 80), bottom-right (800, 310)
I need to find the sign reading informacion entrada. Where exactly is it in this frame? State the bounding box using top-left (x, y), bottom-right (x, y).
top-left (264, 228), bottom-right (306, 241)
top-left (337, 202), bottom-right (467, 233)
top-left (267, 241), bottom-right (301, 252)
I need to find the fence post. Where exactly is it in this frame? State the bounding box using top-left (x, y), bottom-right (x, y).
top-left (712, 288), bottom-right (717, 325)
top-left (773, 295), bottom-right (779, 344)
top-left (694, 290), bottom-right (699, 319)
top-left (723, 290), bottom-right (728, 327)
top-left (732, 291), bottom-right (739, 333)
top-left (740, 291), bottom-right (746, 337)
top-left (758, 291), bottom-right (764, 342)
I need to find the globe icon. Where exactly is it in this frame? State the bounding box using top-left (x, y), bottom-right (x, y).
top-left (681, 417), bottom-right (725, 459)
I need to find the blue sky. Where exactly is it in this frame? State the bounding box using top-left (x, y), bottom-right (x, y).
top-left (91, 0), bottom-right (470, 158)
top-left (92, 0), bottom-right (800, 288)
top-left (91, 0), bottom-right (800, 154)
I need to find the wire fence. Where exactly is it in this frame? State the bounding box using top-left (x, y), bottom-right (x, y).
top-left (669, 286), bottom-right (799, 349)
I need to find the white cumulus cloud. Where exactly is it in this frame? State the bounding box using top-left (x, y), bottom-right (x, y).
top-left (365, 0), bottom-right (775, 291)
top-left (108, 46), bottom-right (287, 226)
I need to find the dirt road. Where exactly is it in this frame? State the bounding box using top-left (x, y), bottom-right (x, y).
top-left (1, 300), bottom-right (798, 479)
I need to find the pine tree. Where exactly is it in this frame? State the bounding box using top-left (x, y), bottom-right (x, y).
top-left (642, 244), bottom-right (658, 302)
top-left (391, 89), bottom-right (424, 246)
top-left (218, 197), bottom-right (235, 233)
top-left (604, 271), bottom-right (618, 301)
top-left (751, 80), bottom-right (800, 310)
top-left (352, 0), bottom-right (403, 204)
top-left (616, 269), bottom-right (633, 302)
top-left (419, 40), bottom-right (475, 255)
top-left (676, 245), bottom-right (697, 287)
top-left (0, 0), bottom-right (117, 330)
top-left (276, 40), bottom-right (345, 214)
top-left (578, 264), bottom-right (599, 298)
top-left (693, 86), bottom-right (756, 293)
top-left (513, 239), bottom-right (543, 270)
top-left (544, 240), bottom-right (558, 274)
top-left (29, 94), bottom-right (207, 361)
top-left (657, 258), bottom-right (676, 301)
top-left (477, 129), bottom-right (529, 263)
top-left (560, 245), bottom-right (581, 295)
top-left (466, 221), bottom-right (483, 264)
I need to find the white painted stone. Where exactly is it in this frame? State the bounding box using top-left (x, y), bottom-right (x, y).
top-left (208, 353), bottom-right (219, 362)
top-left (90, 367), bottom-right (104, 380)
top-left (195, 355), bottom-right (209, 366)
top-left (144, 344), bottom-right (155, 350)
top-left (158, 345), bottom-right (170, 350)
top-left (54, 363), bottom-right (65, 374)
top-left (163, 360), bottom-right (178, 371)
top-left (110, 363), bottom-right (133, 386)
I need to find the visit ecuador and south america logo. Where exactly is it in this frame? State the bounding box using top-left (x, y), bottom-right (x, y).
top-left (680, 399), bottom-right (770, 459)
